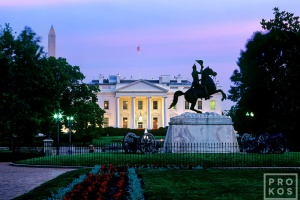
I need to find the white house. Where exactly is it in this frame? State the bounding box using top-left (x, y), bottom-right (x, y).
top-left (90, 74), bottom-right (223, 129)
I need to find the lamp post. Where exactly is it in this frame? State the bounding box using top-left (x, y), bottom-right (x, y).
top-left (67, 116), bottom-right (74, 144)
top-left (53, 112), bottom-right (62, 155)
top-left (245, 111), bottom-right (254, 133)
top-left (246, 112), bottom-right (254, 118)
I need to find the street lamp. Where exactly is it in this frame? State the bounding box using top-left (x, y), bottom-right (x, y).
top-left (245, 111), bottom-right (254, 133)
top-left (53, 111), bottom-right (63, 155)
top-left (246, 112), bottom-right (254, 118)
top-left (67, 116), bottom-right (74, 144)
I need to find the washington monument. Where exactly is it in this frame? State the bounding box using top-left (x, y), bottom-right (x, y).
top-left (48, 25), bottom-right (56, 57)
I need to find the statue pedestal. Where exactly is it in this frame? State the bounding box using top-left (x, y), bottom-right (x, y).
top-left (163, 112), bottom-right (239, 153)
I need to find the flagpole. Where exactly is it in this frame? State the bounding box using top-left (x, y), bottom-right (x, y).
top-left (137, 44), bottom-right (141, 79)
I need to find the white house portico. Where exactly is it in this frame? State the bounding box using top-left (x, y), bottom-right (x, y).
top-left (91, 74), bottom-right (223, 129)
top-left (115, 80), bottom-right (168, 129)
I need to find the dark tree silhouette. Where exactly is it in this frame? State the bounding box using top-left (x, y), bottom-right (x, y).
top-left (228, 8), bottom-right (300, 144)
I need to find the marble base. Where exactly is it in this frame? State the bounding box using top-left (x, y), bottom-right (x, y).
top-left (164, 112), bottom-right (239, 153)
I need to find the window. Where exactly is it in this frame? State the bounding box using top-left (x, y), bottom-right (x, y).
top-left (197, 101), bottom-right (202, 110)
top-left (104, 101), bottom-right (109, 109)
top-left (123, 101), bottom-right (128, 110)
top-left (103, 117), bottom-right (109, 128)
top-left (185, 101), bottom-right (189, 109)
top-left (153, 101), bottom-right (158, 109)
top-left (123, 117), bottom-right (128, 128)
top-left (138, 100), bottom-right (143, 109)
top-left (138, 122), bottom-right (143, 129)
top-left (153, 117), bottom-right (158, 129)
top-left (210, 100), bottom-right (216, 110)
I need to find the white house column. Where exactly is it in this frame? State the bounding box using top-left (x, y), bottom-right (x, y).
top-left (147, 96), bottom-right (151, 129)
top-left (163, 96), bottom-right (167, 127)
top-left (131, 97), bottom-right (135, 129)
top-left (116, 97), bottom-right (119, 128)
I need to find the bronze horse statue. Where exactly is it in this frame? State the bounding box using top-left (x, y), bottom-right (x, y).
top-left (168, 67), bottom-right (227, 113)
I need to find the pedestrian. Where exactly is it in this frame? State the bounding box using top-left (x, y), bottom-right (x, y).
top-left (89, 143), bottom-right (94, 153)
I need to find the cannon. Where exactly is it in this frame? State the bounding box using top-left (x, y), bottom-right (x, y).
top-left (241, 133), bottom-right (287, 153)
top-left (122, 131), bottom-right (160, 154)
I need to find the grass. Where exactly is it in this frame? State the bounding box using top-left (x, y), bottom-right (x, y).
top-left (16, 152), bottom-right (300, 167)
top-left (93, 136), bottom-right (124, 143)
top-left (14, 167), bottom-right (300, 200)
top-left (138, 168), bottom-right (300, 200)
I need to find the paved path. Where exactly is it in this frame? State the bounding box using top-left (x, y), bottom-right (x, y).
top-left (0, 162), bottom-right (76, 200)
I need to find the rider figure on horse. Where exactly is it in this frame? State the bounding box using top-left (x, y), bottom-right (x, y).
top-left (191, 60), bottom-right (210, 100)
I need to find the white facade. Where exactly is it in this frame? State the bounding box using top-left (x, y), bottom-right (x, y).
top-left (91, 74), bottom-right (223, 129)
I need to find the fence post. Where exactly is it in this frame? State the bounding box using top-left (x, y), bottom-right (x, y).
top-left (43, 137), bottom-right (53, 156)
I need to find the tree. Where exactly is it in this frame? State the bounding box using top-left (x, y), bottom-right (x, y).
top-left (0, 24), bottom-right (16, 141)
top-left (0, 24), bottom-right (46, 145)
top-left (73, 101), bottom-right (105, 142)
top-left (228, 8), bottom-right (300, 140)
top-left (43, 57), bottom-right (105, 143)
top-left (0, 24), bottom-right (104, 147)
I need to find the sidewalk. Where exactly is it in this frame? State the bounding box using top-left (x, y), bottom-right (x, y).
top-left (0, 162), bottom-right (75, 200)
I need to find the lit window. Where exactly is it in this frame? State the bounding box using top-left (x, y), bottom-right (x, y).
top-left (198, 101), bottom-right (202, 110)
top-left (138, 101), bottom-right (143, 110)
top-left (153, 101), bottom-right (158, 109)
top-left (123, 101), bottom-right (128, 110)
top-left (210, 100), bottom-right (216, 110)
top-left (185, 101), bottom-right (189, 109)
top-left (153, 117), bottom-right (158, 129)
top-left (104, 101), bottom-right (109, 109)
top-left (103, 117), bottom-right (109, 128)
top-left (123, 117), bottom-right (128, 128)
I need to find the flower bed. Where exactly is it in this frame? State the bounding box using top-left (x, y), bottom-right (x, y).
top-left (63, 164), bottom-right (128, 200)
top-left (49, 164), bottom-right (144, 200)
top-left (49, 164), bottom-right (202, 200)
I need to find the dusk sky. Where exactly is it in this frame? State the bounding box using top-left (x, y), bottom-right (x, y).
top-left (1, 0), bottom-right (300, 110)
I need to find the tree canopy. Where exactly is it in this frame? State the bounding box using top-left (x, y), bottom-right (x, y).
top-left (228, 8), bottom-right (300, 141)
top-left (0, 24), bottom-right (104, 145)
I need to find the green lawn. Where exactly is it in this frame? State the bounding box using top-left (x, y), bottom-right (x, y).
top-left (14, 168), bottom-right (300, 200)
top-left (138, 168), bottom-right (298, 200)
top-left (16, 152), bottom-right (300, 167)
top-left (93, 136), bottom-right (124, 143)
top-left (12, 145), bottom-right (300, 199)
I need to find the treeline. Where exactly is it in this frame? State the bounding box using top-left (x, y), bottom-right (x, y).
top-left (228, 8), bottom-right (300, 146)
top-left (0, 24), bottom-right (105, 146)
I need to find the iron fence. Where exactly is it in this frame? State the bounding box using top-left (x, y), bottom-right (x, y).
top-left (8, 142), bottom-right (300, 168)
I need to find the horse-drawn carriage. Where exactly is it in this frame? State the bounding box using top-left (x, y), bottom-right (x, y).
top-left (241, 133), bottom-right (288, 153)
top-left (122, 131), bottom-right (162, 154)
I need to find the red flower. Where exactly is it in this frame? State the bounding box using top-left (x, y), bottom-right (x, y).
top-left (63, 164), bottom-right (129, 199)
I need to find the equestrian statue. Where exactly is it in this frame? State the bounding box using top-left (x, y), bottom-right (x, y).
top-left (168, 60), bottom-right (227, 113)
